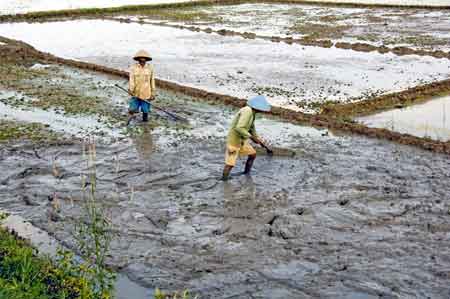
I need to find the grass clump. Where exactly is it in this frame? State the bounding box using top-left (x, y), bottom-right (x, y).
top-left (0, 121), bottom-right (60, 143)
top-left (289, 21), bottom-right (350, 39)
top-left (134, 8), bottom-right (220, 23)
top-left (154, 288), bottom-right (199, 299)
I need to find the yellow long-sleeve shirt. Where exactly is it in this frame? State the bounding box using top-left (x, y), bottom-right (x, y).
top-left (227, 106), bottom-right (258, 147)
top-left (129, 63), bottom-right (156, 100)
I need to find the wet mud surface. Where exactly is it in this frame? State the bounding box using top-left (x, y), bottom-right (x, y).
top-left (1, 120), bottom-right (450, 298)
top-left (1, 20), bottom-right (450, 299)
top-left (1, 20), bottom-right (449, 113)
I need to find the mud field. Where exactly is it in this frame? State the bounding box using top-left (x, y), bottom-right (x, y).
top-left (2, 85), bottom-right (450, 298)
top-left (2, 1), bottom-right (450, 299)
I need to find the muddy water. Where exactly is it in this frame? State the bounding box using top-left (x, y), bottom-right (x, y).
top-left (1, 94), bottom-right (450, 298)
top-left (1, 21), bottom-right (449, 113)
top-left (357, 95), bottom-right (450, 141)
top-left (0, 0), bottom-right (197, 15)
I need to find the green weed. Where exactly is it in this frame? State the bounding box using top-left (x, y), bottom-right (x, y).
top-left (154, 288), bottom-right (199, 299)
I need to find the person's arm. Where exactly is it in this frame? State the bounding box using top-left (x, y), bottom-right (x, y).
top-left (249, 121), bottom-right (258, 139)
top-left (150, 67), bottom-right (156, 100)
top-left (129, 66), bottom-right (136, 96)
top-left (248, 115), bottom-right (272, 154)
top-left (234, 109), bottom-right (252, 139)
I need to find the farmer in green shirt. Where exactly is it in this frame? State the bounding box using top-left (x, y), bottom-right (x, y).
top-left (222, 95), bottom-right (273, 181)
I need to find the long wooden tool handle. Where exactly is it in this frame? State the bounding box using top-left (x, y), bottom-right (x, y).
top-left (114, 84), bottom-right (187, 121)
top-left (114, 84), bottom-right (151, 104)
top-left (115, 84), bottom-right (131, 95)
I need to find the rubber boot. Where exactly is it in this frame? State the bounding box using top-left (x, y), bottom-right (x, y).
top-left (126, 111), bottom-right (136, 126)
top-left (142, 112), bottom-right (149, 122)
top-left (243, 155), bottom-right (256, 175)
top-left (222, 165), bottom-right (233, 181)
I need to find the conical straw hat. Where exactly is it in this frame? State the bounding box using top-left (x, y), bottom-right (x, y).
top-left (133, 49), bottom-right (152, 61)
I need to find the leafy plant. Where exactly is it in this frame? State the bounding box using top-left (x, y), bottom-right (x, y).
top-left (73, 140), bottom-right (116, 299)
top-left (0, 228), bottom-right (94, 299)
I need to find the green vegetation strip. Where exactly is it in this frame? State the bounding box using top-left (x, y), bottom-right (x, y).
top-left (1, 0), bottom-right (448, 23)
top-left (0, 227), bottom-right (100, 299)
top-left (0, 121), bottom-right (61, 143)
top-left (0, 0), bottom-right (222, 23)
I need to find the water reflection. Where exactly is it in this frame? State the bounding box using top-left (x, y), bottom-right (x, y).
top-left (130, 126), bottom-right (154, 161)
top-left (358, 96), bottom-right (450, 141)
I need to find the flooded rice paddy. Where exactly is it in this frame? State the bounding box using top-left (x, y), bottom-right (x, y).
top-left (358, 95), bottom-right (450, 141)
top-left (126, 2), bottom-right (450, 51)
top-left (0, 20), bottom-right (449, 112)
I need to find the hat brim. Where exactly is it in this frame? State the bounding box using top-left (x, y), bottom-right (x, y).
top-left (251, 106), bottom-right (271, 112)
top-left (134, 56), bottom-right (152, 61)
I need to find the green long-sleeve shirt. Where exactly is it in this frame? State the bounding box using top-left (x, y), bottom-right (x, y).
top-left (227, 106), bottom-right (258, 147)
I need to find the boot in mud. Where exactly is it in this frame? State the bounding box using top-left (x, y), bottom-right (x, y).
top-left (142, 113), bottom-right (149, 122)
top-left (222, 165), bottom-right (233, 181)
top-left (126, 111), bottom-right (137, 126)
top-left (243, 154), bottom-right (256, 175)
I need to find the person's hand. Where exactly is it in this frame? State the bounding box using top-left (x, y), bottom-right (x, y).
top-left (255, 137), bottom-right (273, 156)
top-left (150, 95), bottom-right (156, 101)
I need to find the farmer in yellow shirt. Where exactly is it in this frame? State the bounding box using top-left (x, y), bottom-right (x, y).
top-left (222, 95), bottom-right (273, 181)
top-left (128, 50), bottom-right (156, 122)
